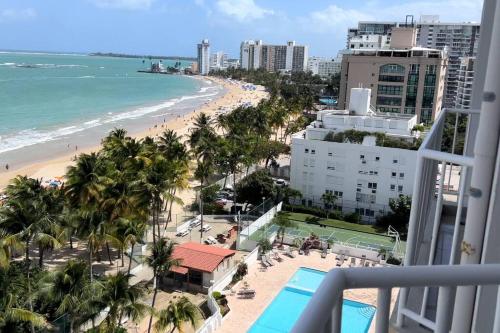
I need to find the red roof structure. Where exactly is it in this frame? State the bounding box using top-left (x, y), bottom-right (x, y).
top-left (172, 242), bottom-right (236, 273)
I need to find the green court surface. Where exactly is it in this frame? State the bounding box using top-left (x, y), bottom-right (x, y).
top-left (249, 219), bottom-right (403, 252)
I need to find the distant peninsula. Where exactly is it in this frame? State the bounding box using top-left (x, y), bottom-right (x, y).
top-left (89, 52), bottom-right (196, 61)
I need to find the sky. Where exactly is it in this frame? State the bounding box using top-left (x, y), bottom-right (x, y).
top-left (0, 0), bottom-right (484, 58)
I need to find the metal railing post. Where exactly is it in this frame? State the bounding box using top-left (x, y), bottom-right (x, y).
top-left (331, 294), bottom-right (343, 333)
top-left (376, 288), bottom-right (392, 333)
top-left (435, 286), bottom-right (453, 333)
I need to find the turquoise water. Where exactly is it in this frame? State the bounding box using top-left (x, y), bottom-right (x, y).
top-left (0, 52), bottom-right (215, 154)
top-left (248, 268), bottom-right (376, 333)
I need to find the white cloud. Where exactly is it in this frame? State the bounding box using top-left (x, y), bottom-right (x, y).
top-left (89, 0), bottom-right (155, 10)
top-left (305, 5), bottom-right (373, 35)
top-left (216, 0), bottom-right (273, 22)
top-left (0, 8), bottom-right (37, 22)
top-left (302, 0), bottom-right (482, 37)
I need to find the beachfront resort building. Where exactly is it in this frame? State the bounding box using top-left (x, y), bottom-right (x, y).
top-left (166, 242), bottom-right (236, 293)
top-left (339, 27), bottom-right (447, 123)
top-left (307, 56), bottom-right (342, 78)
top-left (290, 88), bottom-right (418, 223)
top-left (240, 40), bottom-right (308, 73)
top-left (347, 15), bottom-right (480, 108)
top-left (455, 57), bottom-right (475, 109)
top-left (197, 39), bottom-right (210, 75)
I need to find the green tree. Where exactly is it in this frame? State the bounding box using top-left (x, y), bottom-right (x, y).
top-left (153, 296), bottom-right (202, 333)
top-left (235, 170), bottom-right (275, 209)
top-left (272, 213), bottom-right (296, 246)
top-left (146, 238), bottom-right (182, 333)
top-left (321, 192), bottom-right (337, 219)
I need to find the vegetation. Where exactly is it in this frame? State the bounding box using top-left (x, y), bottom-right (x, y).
top-left (376, 195), bottom-right (412, 238)
top-left (324, 129), bottom-right (422, 150)
top-left (232, 261), bottom-right (248, 283)
top-left (284, 211), bottom-right (383, 235)
top-left (152, 296), bottom-right (202, 333)
top-left (236, 170), bottom-right (275, 210)
top-left (272, 213), bottom-right (297, 246)
top-left (257, 238), bottom-right (273, 255)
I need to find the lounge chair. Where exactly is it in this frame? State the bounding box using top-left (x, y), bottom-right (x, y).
top-left (350, 257), bottom-right (356, 267)
top-left (285, 247), bottom-right (296, 258)
top-left (265, 254), bottom-right (274, 266)
top-left (237, 289), bottom-right (256, 299)
top-left (260, 257), bottom-right (270, 267)
top-left (273, 251), bottom-right (283, 262)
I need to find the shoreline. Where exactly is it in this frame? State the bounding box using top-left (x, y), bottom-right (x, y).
top-left (0, 76), bottom-right (268, 189)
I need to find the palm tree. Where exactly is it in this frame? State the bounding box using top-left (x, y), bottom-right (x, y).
top-left (114, 218), bottom-right (146, 272)
top-left (94, 272), bottom-right (149, 331)
top-left (272, 213), bottom-right (296, 247)
top-left (321, 192), bottom-right (337, 219)
top-left (189, 113), bottom-right (216, 152)
top-left (153, 297), bottom-right (202, 333)
top-left (0, 231), bottom-right (23, 268)
top-left (146, 238), bottom-right (182, 333)
top-left (41, 259), bottom-right (91, 332)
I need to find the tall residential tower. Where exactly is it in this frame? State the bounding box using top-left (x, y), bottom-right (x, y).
top-left (240, 40), bottom-right (308, 73)
top-left (197, 39), bottom-right (210, 75)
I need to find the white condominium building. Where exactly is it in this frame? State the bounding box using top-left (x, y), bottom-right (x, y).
top-left (290, 88), bottom-right (419, 223)
top-left (210, 51), bottom-right (228, 70)
top-left (307, 56), bottom-right (341, 78)
top-left (240, 40), bottom-right (308, 73)
top-left (455, 57), bottom-right (475, 109)
top-left (197, 39), bottom-right (210, 75)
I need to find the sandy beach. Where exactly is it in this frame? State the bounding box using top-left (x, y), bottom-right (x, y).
top-left (0, 76), bottom-right (268, 190)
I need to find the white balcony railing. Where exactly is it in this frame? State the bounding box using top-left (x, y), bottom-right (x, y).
top-left (291, 264), bottom-right (500, 333)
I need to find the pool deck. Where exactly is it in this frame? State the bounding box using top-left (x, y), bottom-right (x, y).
top-left (216, 250), bottom-right (399, 333)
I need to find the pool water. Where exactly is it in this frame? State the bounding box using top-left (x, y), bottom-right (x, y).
top-left (248, 268), bottom-right (376, 333)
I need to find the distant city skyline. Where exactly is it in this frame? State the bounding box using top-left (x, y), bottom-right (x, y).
top-left (0, 0), bottom-right (484, 57)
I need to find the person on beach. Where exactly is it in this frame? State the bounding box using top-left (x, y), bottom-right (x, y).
top-left (5, 164), bottom-right (9, 171)
top-left (75, 145), bottom-right (78, 151)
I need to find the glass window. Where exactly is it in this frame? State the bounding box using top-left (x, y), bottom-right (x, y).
top-left (390, 184), bottom-right (396, 190)
top-left (379, 75), bottom-right (404, 82)
top-left (380, 64), bottom-right (405, 74)
top-left (377, 96), bottom-right (402, 106)
top-left (398, 185), bottom-right (403, 192)
top-left (378, 85), bottom-right (403, 96)
top-left (400, 172), bottom-right (404, 178)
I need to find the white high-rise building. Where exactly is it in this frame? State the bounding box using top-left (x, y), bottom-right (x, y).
top-left (210, 51), bottom-right (228, 70)
top-left (240, 40), bottom-right (308, 72)
top-left (455, 57), bottom-right (475, 109)
top-left (307, 54), bottom-right (343, 78)
top-left (197, 39), bottom-right (210, 75)
top-left (290, 88), bottom-right (419, 223)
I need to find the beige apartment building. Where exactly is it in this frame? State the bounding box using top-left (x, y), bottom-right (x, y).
top-left (339, 27), bottom-right (447, 123)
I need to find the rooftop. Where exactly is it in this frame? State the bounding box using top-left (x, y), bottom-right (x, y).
top-left (172, 242), bottom-right (236, 273)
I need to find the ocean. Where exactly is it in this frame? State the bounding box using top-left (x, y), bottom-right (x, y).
top-left (0, 52), bottom-right (224, 167)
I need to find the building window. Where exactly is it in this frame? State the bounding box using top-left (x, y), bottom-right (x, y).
top-left (311, 149), bottom-right (316, 155)
top-left (391, 172), bottom-right (396, 177)
top-left (400, 172), bottom-right (404, 178)
top-left (377, 96), bottom-right (402, 106)
top-left (378, 85), bottom-right (403, 96)
top-left (379, 75), bottom-right (405, 83)
top-left (380, 64), bottom-right (405, 74)
top-left (393, 159), bottom-right (398, 164)
top-left (390, 184), bottom-right (396, 191)
top-left (305, 148), bottom-right (309, 153)
top-left (360, 155), bottom-right (365, 159)
top-left (334, 191), bottom-right (343, 197)
top-left (398, 185), bottom-right (403, 192)
top-left (375, 156), bottom-right (380, 161)
top-left (328, 152), bottom-right (333, 156)
top-left (379, 107), bottom-right (400, 113)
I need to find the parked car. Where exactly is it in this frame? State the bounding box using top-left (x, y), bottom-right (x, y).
top-left (273, 178), bottom-right (288, 187)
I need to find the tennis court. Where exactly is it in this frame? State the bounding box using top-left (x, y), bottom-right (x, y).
top-left (249, 220), bottom-right (403, 253)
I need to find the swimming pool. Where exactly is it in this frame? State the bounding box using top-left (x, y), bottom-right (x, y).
top-left (248, 267), bottom-right (376, 333)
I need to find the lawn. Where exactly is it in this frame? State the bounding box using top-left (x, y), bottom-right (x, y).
top-left (282, 211), bottom-right (383, 235)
